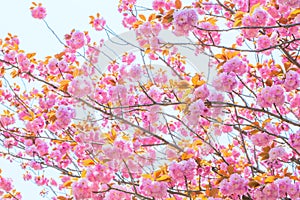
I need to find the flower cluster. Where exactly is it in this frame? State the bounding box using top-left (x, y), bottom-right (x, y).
top-left (222, 56), bottom-right (247, 75)
top-left (193, 84), bottom-right (210, 100)
top-left (0, 176), bottom-right (13, 194)
top-left (30, 3), bottom-right (46, 19)
top-left (67, 75), bottom-right (94, 98)
top-left (65, 30), bottom-right (90, 50)
top-left (250, 132), bottom-right (274, 146)
top-left (256, 85), bottom-right (285, 107)
top-left (242, 8), bottom-right (269, 38)
top-left (136, 21), bottom-right (162, 50)
top-left (268, 146), bottom-right (287, 160)
top-left (220, 173), bottom-right (248, 196)
top-left (188, 99), bottom-right (210, 125)
top-left (139, 178), bottom-right (168, 199)
top-left (284, 70), bottom-right (300, 91)
top-left (289, 130), bottom-right (300, 152)
top-left (168, 159), bottom-right (198, 183)
top-left (253, 178), bottom-right (300, 199)
top-left (55, 105), bottom-right (75, 129)
top-left (173, 9), bottom-right (198, 36)
top-left (89, 13), bottom-right (106, 31)
top-left (213, 72), bottom-right (237, 92)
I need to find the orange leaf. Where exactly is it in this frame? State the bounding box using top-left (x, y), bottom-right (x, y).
top-left (289, 8), bottom-right (300, 19)
top-left (139, 14), bottom-right (146, 21)
top-left (59, 80), bottom-right (70, 92)
top-left (148, 13), bottom-right (156, 21)
top-left (181, 152), bottom-right (194, 160)
top-left (81, 159), bottom-right (95, 166)
top-left (215, 54), bottom-right (226, 60)
top-left (233, 19), bottom-right (242, 27)
top-left (62, 180), bottom-right (73, 188)
top-left (81, 169), bottom-right (87, 178)
top-left (57, 196), bottom-right (68, 200)
top-left (249, 3), bottom-right (260, 15)
top-left (26, 52), bottom-right (36, 59)
top-left (142, 173), bottom-right (152, 179)
top-left (248, 180), bottom-right (260, 188)
top-left (176, 80), bottom-right (191, 89)
top-left (156, 174), bottom-right (171, 181)
top-left (264, 176), bottom-right (276, 183)
top-left (227, 165), bottom-right (235, 175)
top-left (175, 0), bottom-right (182, 9)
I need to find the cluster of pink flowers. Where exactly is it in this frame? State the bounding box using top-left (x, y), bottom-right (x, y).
top-left (257, 35), bottom-right (272, 54)
top-left (102, 140), bottom-right (132, 160)
top-left (30, 3), bottom-right (46, 19)
top-left (25, 117), bottom-right (45, 134)
top-left (104, 185), bottom-right (131, 200)
top-left (173, 9), bottom-right (198, 36)
top-left (72, 178), bottom-right (95, 199)
top-left (86, 164), bottom-right (114, 184)
top-left (139, 178), bottom-right (168, 199)
top-left (34, 175), bottom-right (48, 186)
top-left (118, 0), bottom-right (137, 12)
top-left (222, 56), bottom-right (247, 75)
top-left (250, 132), bottom-right (274, 146)
top-left (256, 85), bottom-right (285, 107)
top-left (213, 72), bottom-right (237, 92)
top-left (188, 99), bottom-right (210, 125)
top-left (0, 176), bottom-right (13, 196)
top-left (55, 105), bottom-right (75, 129)
top-left (91, 14), bottom-right (106, 31)
top-left (284, 70), bottom-right (300, 91)
top-left (65, 30), bottom-right (90, 50)
top-left (220, 173), bottom-right (248, 196)
top-left (136, 21), bottom-right (162, 50)
top-left (268, 146), bottom-right (287, 160)
top-left (253, 178), bottom-right (300, 200)
top-left (278, 0), bottom-right (300, 8)
top-left (67, 75), bottom-right (94, 98)
top-left (289, 130), bottom-right (300, 152)
top-left (168, 159), bottom-right (197, 183)
top-left (242, 8), bottom-right (269, 38)
top-left (194, 22), bottom-right (221, 45)
top-left (47, 58), bottom-right (68, 75)
top-left (242, 8), bottom-right (269, 27)
top-left (17, 53), bottom-right (32, 72)
top-left (193, 84), bottom-right (210, 100)
top-left (25, 138), bottom-right (49, 156)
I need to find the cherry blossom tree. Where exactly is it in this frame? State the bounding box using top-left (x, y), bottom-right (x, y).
top-left (0, 0), bottom-right (300, 199)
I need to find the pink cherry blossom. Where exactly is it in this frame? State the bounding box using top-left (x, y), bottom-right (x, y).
top-left (289, 130), bottom-right (300, 152)
top-left (65, 30), bottom-right (87, 50)
top-left (67, 75), bottom-right (94, 98)
top-left (268, 146), bottom-right (287, 160)
top-left (284, 70), bottom-right (300, 91)
top-left (93, 16), bottom-right (106, 31)
top-left (173, 9), bottom-right (198, 36)
top-left (193, 84), bottom-right (210, 100)
top-left (139, 178), bottom-right (168, 199)
top-left (31, 3), bottom-right (47, 19)
top-left (213, 72), bottom-right (237, 92)
top-left (250, 132), bottom-right (274, 146)
top-left (257, 85), bottom-right (285, 107)
top-left (222, 56), bottom-right (247, 75)
top-left (220, 173), bottom-right (248, 196)
top-left (168, 159), bottom-right (197, 183)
